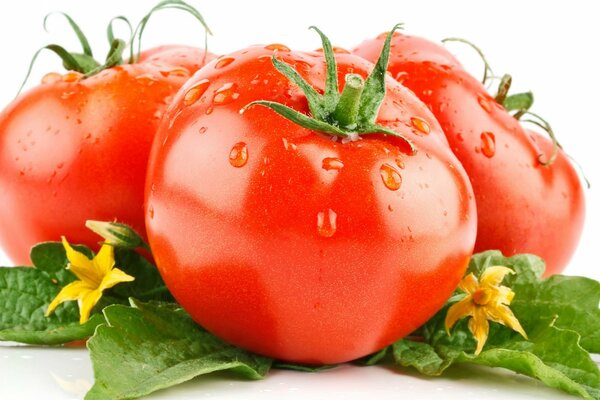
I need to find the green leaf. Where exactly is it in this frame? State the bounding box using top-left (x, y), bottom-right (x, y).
top-left (394, 251), bottom-right (600, 399)
top-left (503, 91), bottom-right (534, 113)
top-left (29, 241), bottom-right (92, 285)
top-left (86, 300), bottom-right (271, 400)
top-left (396, 319), bottom-right (600, 399)
top-left (468, 251), bottom-right (600, 353)
top-left (107, 249), bottom-right (173, 302)
top-left (273, 362), bottom-right (336, 372)
top-left (0, 267), bottom-right (102, 344)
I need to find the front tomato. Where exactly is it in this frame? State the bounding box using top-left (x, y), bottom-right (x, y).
top-left (145, 28), bottom-right (477, 364)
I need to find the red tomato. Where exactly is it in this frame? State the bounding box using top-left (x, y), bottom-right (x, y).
top-left (0, 46), bottom-right (215, 265)
top-left (354, 34), bottom-right (585, 275)
top-left (145, 40), bottom-right (477, 364)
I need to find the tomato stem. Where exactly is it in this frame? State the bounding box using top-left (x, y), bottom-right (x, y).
top-left (331, 74), bottom-right (365, 129)
top-left (243, 25), bottom-right (415, 151)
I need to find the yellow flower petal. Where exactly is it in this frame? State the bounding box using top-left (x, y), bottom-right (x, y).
top-left (45, 280), bottom-right (95, 317)
top-left (469, 307), bottom-right (490, 355)
top-left (480, 266), bottom-right (514, 288)
top-left (458, 273), bottom-right (479, 294)
top-left (93, 242), bottom-right (115, 277)
top-left (98, 268), bottom-right (135, 292)
top-left (78, 289), bottom-right (103, 324)
top-left (62, 237), bottom-right (102, 284)
top-left (485, 304), bottom-right (528, 340)
top-left (489, 285), bottom-right (515, 305)
top-left (445, 296), bottom-right (475, 334)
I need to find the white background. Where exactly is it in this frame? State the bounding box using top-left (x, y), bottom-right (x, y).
top-left (0, 1), bottom-right (598, 399)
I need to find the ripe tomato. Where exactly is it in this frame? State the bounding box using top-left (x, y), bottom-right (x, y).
top-left (145, 31), bottom-right (477, 364)
top-left (0, 46), bottom-right (215, 265)
top-left (354, 33), bottom-right (585, 275)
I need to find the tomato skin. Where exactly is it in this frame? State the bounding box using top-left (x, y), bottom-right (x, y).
top-left (354, 35), bottom-right (585, 275)
top-left (145, 47), bottom-right (477, 364)
top-left (0, 47), bottom-right (215, 265)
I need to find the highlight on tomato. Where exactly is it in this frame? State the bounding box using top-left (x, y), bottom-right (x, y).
top-left (144, 25), bottom-right (477, 364)
top-left (0, 0), bottom-right (215, 264)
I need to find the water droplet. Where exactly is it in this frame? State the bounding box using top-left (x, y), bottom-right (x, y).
top-left (477, 94), bottom-right (492, 112)
top-left (380, 163), bottom-right (402, 191)
top-left (60, 90), bottom-right (77, 99)
top-left (410, 117), bottom-right (430, 135)
top-left (135, 73), bottom-right (158, 86)
top-left (388, 204), bottom-right (394, 211)
top-left (265, 43), bottom-right (290, 52)
top-left (480, 131), bottom-right (496, 158)
top-left (281, 137), bottom-right (297, 151)
top-left (56, 162), bottom-right (64, 169)
top-left (160, 67), bottom-right (190, 78)
top-left (456, 133), bottom-right (464, 142)
top-left (213, 82), bottom-right (240, 105)
top-left (229, 142), bottom-right (248, 167)
top-left (395, 71), bottom-right (408, 83)
top-left (322, 157), bottom-right (344, 171)
top-left (62, 71), bottom-right (84, 83)
top-left (205, 106), bottom-right (214, 115)
top-left (148, 205), bottom-right (154, 219)
top-left (184, 79), bottom-right (210, 106)
top-left (317, 209), bottom-right (337, 238)
top-left (198, 127), bottom-right (207, 134)
top-left (42, 72), bottom-right (62, 84)
top-left (377, 31), bottom-right (401, 40)
top-left (332, 46), bottom-right (350, 54)
top-left (214, 56), bottom-right (235, 69)
top-left (395, 157), bottom-right (405, 169)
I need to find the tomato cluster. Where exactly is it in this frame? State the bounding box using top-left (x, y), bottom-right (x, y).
top-left (0, 5), bottom-right (585, 364)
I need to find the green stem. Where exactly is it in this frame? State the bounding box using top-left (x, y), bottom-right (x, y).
top-left (494, 74), bottom-right (512, 104)
top-left (331, 73), bottom-right (365, 128)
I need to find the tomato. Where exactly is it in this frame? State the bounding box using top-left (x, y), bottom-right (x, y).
top-left (145, 29), bottom-right (477, 364)
top-left (354, 33), bottom-right (585, 275)
top-left (0, 45), bottom-right (215, 265)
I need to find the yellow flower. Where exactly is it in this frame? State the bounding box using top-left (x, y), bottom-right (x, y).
top-left (45, 237), bottom-right (134, 324)
top-left (445, 266), bottom-right (527, 355)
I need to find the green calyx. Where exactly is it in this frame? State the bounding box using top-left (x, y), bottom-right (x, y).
top-left (241, 25), bottom-right (416, 151)
top-left (17, 0), bottom-right (211, 95)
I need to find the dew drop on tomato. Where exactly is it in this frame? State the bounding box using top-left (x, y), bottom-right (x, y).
top-left (184, 79), bottom-right (210, 106)
top-left (477, 94), bottom-right (492, 113)
top-left (198, 127), bottom-right (207, 134)
top-left (282, 138), bottom-right (297, 151)
top-left (135, 73), bottom-right (158, 86)
top-left (42, 72), bottom-right (62, 84)
top-left (480, 131), bottom-right (496, 158)
top-left (160, 67), bottom-right (190, 78)
top-left (214, 56), bottom-right (235, 69)
top-left (316, 208), bottom-right (337, 238)
top-left (62, 71), bottom-right (84, 83)
top-left (322, 157), bottom-right (344, 171)
top-left (395, 157), bottom-right (405, 169)
top-left (213, 83), bottom-right (240, 105)
top-left (265, 43), bottom-right (290, 52)
top-left (410, 116), bottom-right (430, 135)
top-left (229, 142), bottom-right (248, 168)
top-left (380, 163), bottom-right (402, 191)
